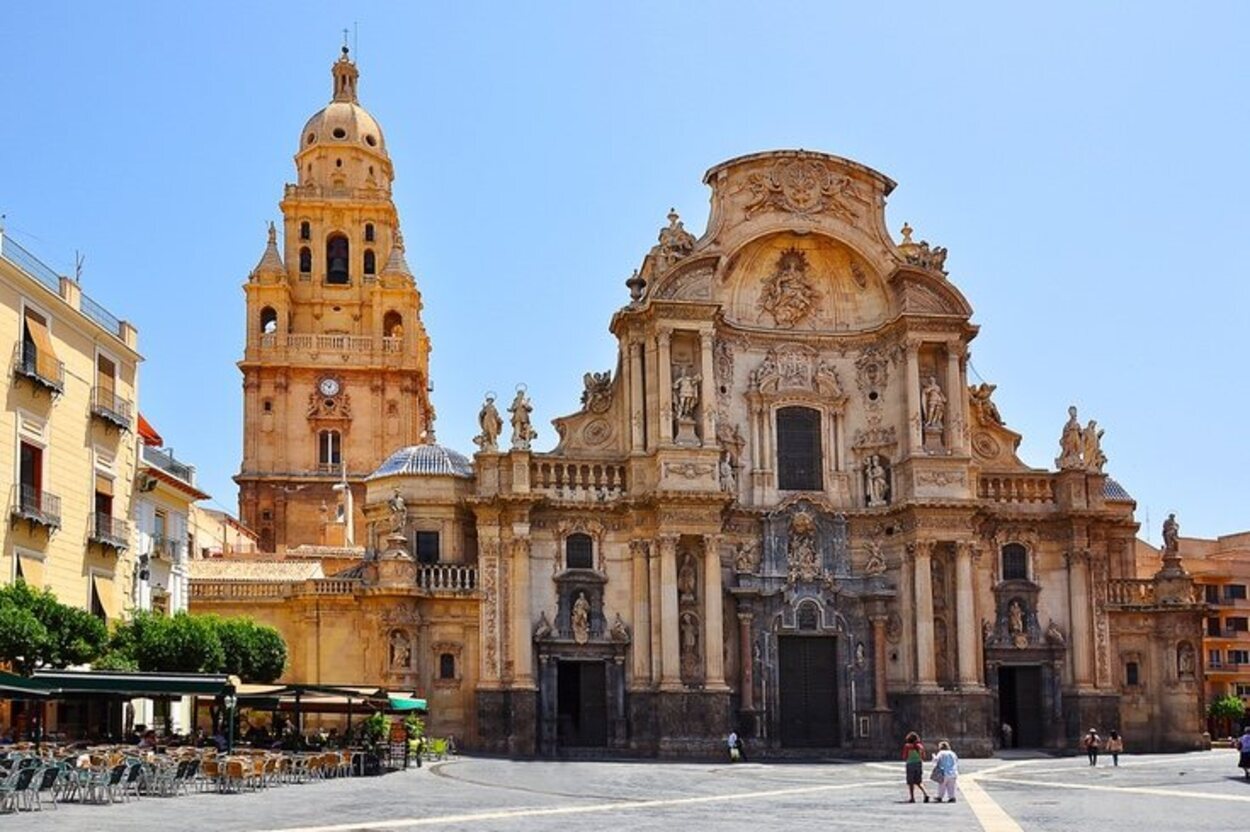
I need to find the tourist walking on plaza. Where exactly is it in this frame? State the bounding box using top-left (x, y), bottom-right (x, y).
top-left (1238, 727), bottom-right (1250, 780)
top-left (1106, 730), bottom-right (1123, 766)
top-left (930, 740), bottom-right (959, 803)
top-left (1083, 728), bottom-right (1101, 766)
top-left (902, 731), bottom-right (930, 803)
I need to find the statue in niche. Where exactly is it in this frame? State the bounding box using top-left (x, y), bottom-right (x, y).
top-left (1162, 513), bottom-right (1180, 554)
top-left (673, 367), bottom-right (701, 421)
top-left (757, 247), bottom-right (820, 328)
top-left (865, 454), bottom-right (889, 507)
top-left (609, 613), bottom-right (630, 642)
top-left (734, 540), bottom-right (760, 574)
top-left (969, 382), bottom-right (1004, 425)
top-left (677, 553), bottom-right (698, 602)
top-left (509, 387), bottom-right (538, 451)
top-left (855, 642), bottom-right (866, 668)
top-left (571, 592), bottom-right (591, 645)
top-left (921, 375), bottom-right (946, 428)
top-left (1056, 405), bottom-right (1083, 469)
top-left (1008, 599), bottom-right (1025, 635)
top-left (680, 612), bottom-right (700, 676)
top-left (1178, 642), bottom-right (1196, 677)
top-left (863, 541), bottom-right (887, 577)
top-left (473, 393), bottom-right (503, 452)
top-left (719, 454), bottom-right (736, 494)
top-left (387, 489), bottom-right (407, 534)
top-left (1045, 620), bottom-right (1066, 646)
top-left (787, 509), bottom-right (821, 583)
top-left (388, 630), bottom-right (412, 670)
top-left (1083, 420), bottom-right (1106, 473)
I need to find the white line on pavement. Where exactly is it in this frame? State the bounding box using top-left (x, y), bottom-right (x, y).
top-left (247, 779), bottom-right (897, 832)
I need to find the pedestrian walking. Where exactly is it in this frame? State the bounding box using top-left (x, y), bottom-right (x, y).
top-left (1238, 727), bottom-right (1250, 781)
top-left (931, 740), bottom-right (959, 803)
top-left (727, 730), bottom-right (741, 762)
top-left (1106, 730), bottom-right (1123, 766)
top-left (902, 731), bottom-right (930, 803)
top-left (1083, 728), bottom-right (1101, 766)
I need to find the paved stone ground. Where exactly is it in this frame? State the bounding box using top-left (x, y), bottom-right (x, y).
top-left (4, 750), bottom-right (1248, 831)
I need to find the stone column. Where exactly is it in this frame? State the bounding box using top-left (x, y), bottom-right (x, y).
top-left (644, 335), bottom-right (659, 451)
top-left (702, 535), bottom-right (728, 690)
top-left (511, 533), bottom-right (534, 688)
top-left (698, 329), bottom-right (717, 445)
top-left (648, 541), bottom-right (662, 686)
top-left (630, 540), bottom-right (651, 686)
top-left (955, 541), bottom-right (980, 688)
top-left (657, 328), bottom-right (674, 445)
top-left (945, 343), bottom-right (965, 453)
top-left (658, 533), bottom-right (682, 690)
top-left (904, 341), bottom-right (923, 454)
top-left (1067, 550), bottom-right (1094, 688)
top-left (912, 541), bottom-right (938, 689)
top-left (629, 341), bottom-right (645, 451)
top-left (738, 612), bottom-right (755, 710)
top-left (479, 538), bottom-right (502, 686)
top-left (870, 614), bottom-right (889, 710)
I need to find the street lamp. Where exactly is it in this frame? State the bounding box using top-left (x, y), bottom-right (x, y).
top-left (223, 678), bottom-right (238, 754)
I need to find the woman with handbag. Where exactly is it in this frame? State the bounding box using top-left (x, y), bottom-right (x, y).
top-left (930, 740), bottom-right (959, 803)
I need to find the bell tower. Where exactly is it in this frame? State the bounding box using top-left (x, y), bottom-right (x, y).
top-left (236, 47), bottom-right (434, 553)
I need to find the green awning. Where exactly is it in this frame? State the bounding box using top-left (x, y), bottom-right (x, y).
top-left (0, 670), bottom-right (58, 699)
top-left (32, 670), bottom-right (229, 697)
top-left (387, 695), bottom-right (427, 712)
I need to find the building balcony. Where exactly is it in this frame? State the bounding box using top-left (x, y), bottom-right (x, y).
top-left (89, 513), bottom-right (129, 551)
top-left (251, 332), bottom-right (405, 365)
top-left (12, 343), bottom-right (64, 395)
top-left (149, 535), bottom-right (182, 561)
top-left (10, 484), bottom-right (60, 531)
top-left (141, 444), bottom-right (196, 486)
top-left (90, 387), bottom-right (132, 431)
top-left (417, 563), bottom-right (477, 594)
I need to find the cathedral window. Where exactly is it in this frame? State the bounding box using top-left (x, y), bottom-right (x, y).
top-left (1125, 661), bottom-right (1140, 686)
top-left (415, 531), bottom-right (439, 565)
top-left (776, 406), bottom-right (822, 491)
top-left (299, 221), bottom-right (310, 241)
top-left (364, 249), bottom-right (376, 275)
top-left (439, 653), bottom-right (456, 680)
top-left (326, 234), bottom-right (350, 284)
top-left (1001, 544), bottom-right (1028, 581)
top-left (365, 223), bottom-right (375, 242)
top-left (383, 311), bottom-right (403, 338)
top-left (365, 135), bottom-right (378, 148)
top-left (259, 307), bottom-right (278, 335)
top-left (566, 533), bottom-right (594, 570)
top-left (318, 430), bottom-right (341, 469)
top-left (298, 247), bottom-right (311, 273)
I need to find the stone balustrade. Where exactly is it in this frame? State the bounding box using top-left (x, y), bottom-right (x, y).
top-left (189, 581), bottom-right (288, 600)
top-left (1106, 578), bottom-right (1157, 607)
top-left (417, 564), bottom-right (477, 593)
top-left (309, 579), bottom-right (360, 595)
top-left (531, 459), bottom-right (627, 501)
top-left (977, 473), bottom-right (1056, 504)
top-left (256, 333), bottom-right (403, 357)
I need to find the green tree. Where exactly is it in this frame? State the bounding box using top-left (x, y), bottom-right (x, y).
top-left (0, 582), bottom-right (107, 674)
top-left (121, 611), bottom-right (225, 674)
top-left (215, 617), bottom-right (287, 683)
top-left (1210, 694), bottom-right (1246, 722)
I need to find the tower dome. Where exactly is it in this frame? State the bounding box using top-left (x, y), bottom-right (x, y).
top-left (298, 47), bottom-right (388, 159)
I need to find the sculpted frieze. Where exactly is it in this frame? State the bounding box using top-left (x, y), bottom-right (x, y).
top-left (749, 344), bottom-right (845, 401)
top-left (741, 158), bottom-right (868, 221)
top-left (655, 265), bottom-right (713, 301)
top-left (756, 248), bottom-right (821, 328)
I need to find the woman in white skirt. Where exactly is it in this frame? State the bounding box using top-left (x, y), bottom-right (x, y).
top-left (931, 740), bottom-right (959, 803)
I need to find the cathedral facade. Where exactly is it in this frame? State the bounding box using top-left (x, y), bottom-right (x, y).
top-left (193, 53), bottom-right (1207, 757)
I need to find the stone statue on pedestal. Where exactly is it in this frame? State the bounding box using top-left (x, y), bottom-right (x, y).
top-left (474, 394), bottom-right (503, 452)
top-left (509, 388), bottom-right (538, 451)
top-left (921, 376), bottom-right (946, 429)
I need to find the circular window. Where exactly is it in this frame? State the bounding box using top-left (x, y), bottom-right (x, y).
top-left (306, 133), bottom-right (315, 144)
top-left (324, 399), bottom-right (336, 410)
top-left (332, 127), bottom-right (347, 139)
top-left (868, 391), bottom-right (879, 401)
top-left (365, 134), bottom-right (377, 147)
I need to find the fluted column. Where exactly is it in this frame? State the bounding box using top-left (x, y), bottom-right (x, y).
top-left (657, 328), bottom-right (674, 444)
top-left (904, 341), bottom-right (923, 454)
top-left (911, 541), bottom-right (938, 689)
top-left (511, 533), bottom-right (534, 687)
top-left (955, 541), bottom-right (980, 688)
top-left (630, 540), bottom-right (651, 686)
top-left (945, 343), bottom-right (965, 453)
top-left (738, 612), bottom-right (755, 710)
top-left (629, 341), bottom-right (645, 451)
top-left (1067, 550), bottom-right (1094, 688)
top-left (698, 329), bottom-right (717, 445)
top-left (702, 534), bottom-right (727, 690)
top-left (871, 615), bottom-right (889, 710)
top-left (658, 533), bottom-right (681, 690)
top-left (648, 541), bottom-right (662, 686)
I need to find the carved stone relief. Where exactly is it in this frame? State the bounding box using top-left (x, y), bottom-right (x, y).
top-left (580, 371), bottom-right (612, 414)
top-left (756, 248), bottom-right (821, 328)
top-left (742, 158), bottom-right (867, 221)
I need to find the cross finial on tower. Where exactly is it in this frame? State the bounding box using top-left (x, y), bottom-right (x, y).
top-left (342, 28), bottom-right (350, 53)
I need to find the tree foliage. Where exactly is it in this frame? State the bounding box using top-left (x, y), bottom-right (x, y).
top-left (106, 611), bottom-right (286, 682)
top-left (0, 582), bottom-right (108, 674)
top-left (1209, 694), bottom-right (1246, 721)
top-left (215, 616), bottom-right (287, 683)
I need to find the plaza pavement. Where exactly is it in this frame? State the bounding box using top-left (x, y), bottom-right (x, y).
top-left (6, 750), bottom-right (1249, 831)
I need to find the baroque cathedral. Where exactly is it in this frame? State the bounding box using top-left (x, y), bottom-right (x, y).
top-left (191, 50), bottom-right (1207, 757)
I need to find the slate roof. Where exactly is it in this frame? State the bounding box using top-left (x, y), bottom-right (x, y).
top-left (369, 444), bottom-right (474, 479)
top-left (1103, 477), bottom-right (1134, 502)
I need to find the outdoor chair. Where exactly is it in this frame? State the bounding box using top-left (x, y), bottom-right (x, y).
top-left (152, 760), bottom-right (186, 797)
top-left (89, 763), bottom-right (127, 804)
top-left (30, 765), bottom-right (61, 810)
top-left (337, 751), bottom-right (352, 778)
top-left (198, 758), bottom-right (221, 793)
top-left (120, 761), bottom-right (145, 801)
top-left (0, 765), bottom-right (39, 812)
top-left (177, 758), bottom-right (199, 795)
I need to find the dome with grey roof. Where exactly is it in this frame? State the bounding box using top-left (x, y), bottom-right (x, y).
top-left (369, 444), bottom-right (475, 480)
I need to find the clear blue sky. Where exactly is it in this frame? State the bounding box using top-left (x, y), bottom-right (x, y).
top-left (3, 2), bottom-right (1246, 542)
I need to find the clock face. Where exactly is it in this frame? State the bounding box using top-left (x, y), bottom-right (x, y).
top-left (318, 377), bottom-right (341, 397)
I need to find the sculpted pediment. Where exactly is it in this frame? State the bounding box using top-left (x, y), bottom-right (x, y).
top-left (888, 268), bottom-right (972, 318)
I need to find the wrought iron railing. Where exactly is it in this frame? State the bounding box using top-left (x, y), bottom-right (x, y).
top-left (12, 343), bottom-right (64, 393)
top-left (90, 513), bottom-right (130, 550)
top-left (11, 484), bottom-right (61, 529)
top-left (0, 234), bottom-right (62, 294)
top-left (141, 444), bottom-right (195, 484)
top-left (80, 294), bottom-right (122, 338)
top-left (149, 535), bottom-right (181, 560)
top-left (91, 386), bottom-right (132, 429)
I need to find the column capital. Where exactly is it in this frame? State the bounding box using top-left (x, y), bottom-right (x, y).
top-left (737, 611), bottom-right (754, 624)
top-left (1065, 548), bottom-right (1092, 567)
top-left (629, 539), bottom-right (650, 559)
top-left (954, 540), bottom-right (980, 561)
top-left (656, 532), bottom-right (680, 550)
top-left (907, 539), bottom-right (937, 560)
top-left (656, 326), bottom-right (674, 344)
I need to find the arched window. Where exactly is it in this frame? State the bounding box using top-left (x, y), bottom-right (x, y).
top-left (797, 601), bottom-right (820, 631)
top-left (776, 406), bottom-right (822, 491)
top-left (439, 653), bottom-right (456, 680)
top-left (566, 533), bottom-right (594, 569)
top-left (1001, 543), bottom-right (1028, 581)
top-left (259, 307), bottom-right (278, 335)
top-left (364, 223), bottom-right (375, 243)
top-left (298, 246), bottom-right (312, 273)
top-left (383, 310), bottom-right (403, 338)
top-left (299, 221), bottom-right (310, 241)
top-left (363, 249), bottom-right (376, 275)
top-left (318, 430), bottom-right (341, 468)
top-left (326, 234), bottom-right (350, 284)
